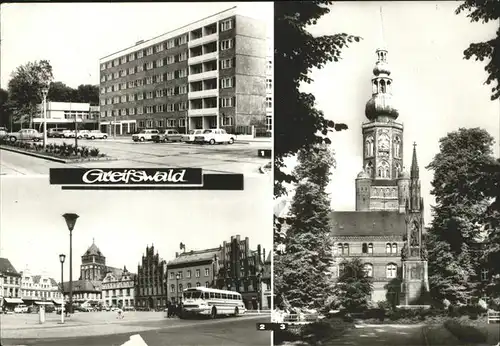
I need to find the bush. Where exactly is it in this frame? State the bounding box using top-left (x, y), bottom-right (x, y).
top-left (90, 148), bottom-right (100, 157)
top-left (1, 139), bottom-right (103, 160)
top-left (444, 319), bottom-right (487, 343)
top-left (364, 308), bottom-right (386, 321)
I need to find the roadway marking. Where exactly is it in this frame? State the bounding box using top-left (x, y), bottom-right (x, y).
top-left (121, 334), bottom-right (148, 346)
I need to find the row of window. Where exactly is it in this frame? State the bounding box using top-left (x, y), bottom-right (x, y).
top-left (102, 288), bottom-right (132, 297)
top-left (336, 243), bottom-right (399, 255)
top-left (169, 268), bottom-right (210, 280)
top-left (21, 290), bottom-right (61, 298)
top-left (338, 263), bottom-right (398, 279)
top-left (100, 20), bottom-right (233, 71)
top-left (2, 277), bottom-right (20, 285)
top-left (170, 282), bottom-right (210, 292)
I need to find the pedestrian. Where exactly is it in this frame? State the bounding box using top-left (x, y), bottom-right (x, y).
top-left (116, 307), bottom-right (124, 319)
top-left (167, 301), bottom-right (172, 318)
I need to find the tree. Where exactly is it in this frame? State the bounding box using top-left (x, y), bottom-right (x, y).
top-left (274, 1), bottom-right (361, 197)
top-left (332, 257), bottom-right (373, 312)
top-left (7, 60), bottom-right (53, 128)
top-left (425, 127), bottom-right (498, 303)
top-left (456, 0), bottom-right (500, 100)
top-left (0, 88), bottom-right (11, 128)
top-left (75, 84), bottom-right (99, 105)
top-left (484, 158), bottom-right (500, 297)
top-left (47, 81), bottom-right (77, 102)
top-left (274, 144), bottom-right (335, 311)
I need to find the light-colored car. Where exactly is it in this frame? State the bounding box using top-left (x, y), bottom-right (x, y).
top-left (7, 129), bottom-right (42, 142)
top-left (14, 305), bottom-right (28, 313)
top-left (0, 127), bottom-right (8, 139)
top-left (183, 129), bottom-right (205, 143)
top-left (76, 130), bottom-right (90, 139)
top-left (47, 128), bottom-right (67, 138)
top-left (61, 130), bottom-right (74, 138)
top-left (152, 129), bottom-right (183, 143)
top-left (132, 129), bottom-right (160, 142)
top-left (194, 129), bottom-right (235, 145)
top-left (86, 130), bottom-right (108, 140)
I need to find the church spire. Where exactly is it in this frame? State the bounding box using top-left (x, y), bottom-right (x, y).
top-left (411, 142), bottom-right (419, 179)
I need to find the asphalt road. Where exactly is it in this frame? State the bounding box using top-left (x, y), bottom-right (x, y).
top-left (2, 316), bottom-right (271, 346)
top-left (0, 137), bottom-right (271, 176)
top-left (325, 324), bottom-right (426, 346)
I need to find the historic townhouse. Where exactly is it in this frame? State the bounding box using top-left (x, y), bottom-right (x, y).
top-left (0, 258), bottom-right (22, 310)
top-left (19, 267), bottom-right (62, 306)
top-left (135, 245), bottom-right (167, 310)
top-left (102, 267), bottom-right (136, 308)
top-left (99, 7), bottom-right (269, 136)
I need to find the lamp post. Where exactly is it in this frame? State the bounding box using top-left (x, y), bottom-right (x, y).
top-left (59, 254), bottom-right (66, 324)
top-left (41, 86), bottom-right (49, 149)
top-left (175, 273), bottom-right (180, 304)
top-left (74, 112), bottom-right (78, 151)
top-left (62, 213), bottom-right (79, 315)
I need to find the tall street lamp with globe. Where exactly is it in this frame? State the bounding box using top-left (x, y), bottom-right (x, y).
top-left (59, 254), bottom-right (66, 324)
top-left (41, 86), bottom-right (49, 149)
top-left (62, 213), bottom-right (79, 314)
top-left (176, 273), bottom-right (180, 304)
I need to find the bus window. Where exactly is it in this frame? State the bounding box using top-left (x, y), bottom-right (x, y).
top-left (210, 292), bottom-right (215, 298)
top-left (204, 292), bottom-right (209, 299)
top-left (221, 294), bottom-right (227, 299)
top-left (215, 293), bottom-right (221, 299)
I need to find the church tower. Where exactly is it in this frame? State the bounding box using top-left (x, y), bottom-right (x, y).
top-left (80, 238), bottom-right (107, 281)
top-left (355, 46), bottom-right (410, 211)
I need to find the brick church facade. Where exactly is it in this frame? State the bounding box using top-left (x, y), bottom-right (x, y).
top-left (330, 46), bottom-right (429, 304)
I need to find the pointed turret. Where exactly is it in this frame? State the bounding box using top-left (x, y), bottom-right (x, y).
top-left (409, 142), bottom-right (421, 211)
top-left (411, 142), bottom-right (419, 179)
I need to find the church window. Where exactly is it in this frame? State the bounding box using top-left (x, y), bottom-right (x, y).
top-left (362, 243), bottom-right (368, 253)
top-left (366, 161), bottom-right (373, 177)
top-left (481, 268), bottom-right (488, 281)
top-left (368, 243), bottom-right (373, 254)
top-left (380, 79), bottom-right (386, 93)
top-left (386, 263), bottom-right (397, 278)
top-left (365, 136), bottom-right (374, 157)
top-left (364, 263), bottom-right (373, 277)
top-left (378, 161), bottom-right (390, 178)
top-left (386, 243), bottom-right (391, 254)
top-left (391, 243), bottom-right (398, 254)
top-left (395, 163), bottom-right (402, 176)
top-left (339, 264), bottom-right (345, 276)
top-left (337, 243), bottom-right (343, 255)
top-left (394, 136), bottom-right (401, 158)
top-left (343, 243), bottom-right (349, 255)
top-left (372, 80), bottom-right (378, 94)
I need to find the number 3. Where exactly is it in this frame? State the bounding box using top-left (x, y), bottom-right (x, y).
top-left (279, 323), bottom-right (285, 330)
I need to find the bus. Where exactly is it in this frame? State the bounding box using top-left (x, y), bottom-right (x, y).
top-left (181, 287), bottom-right (246, 319)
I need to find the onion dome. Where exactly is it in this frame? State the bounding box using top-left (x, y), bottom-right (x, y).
top-left (356, 170), bottom-right (370, 179)
top-left (365, 94), bottom-right (399, 121)
top-left (373, 61), bottom-right (391, 76)
top-left (398, 169), bottom-right (410, 179)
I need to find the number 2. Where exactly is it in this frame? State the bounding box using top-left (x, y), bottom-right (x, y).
top-left (259, 323), bottom-right (265, 330)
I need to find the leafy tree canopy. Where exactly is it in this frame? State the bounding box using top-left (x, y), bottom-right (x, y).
top-left (456, 0), bottom-right (500, 100)
top-left (332, 257), bottom-right (373, 312)
top-left (274, 1), bottom-right (360, 197)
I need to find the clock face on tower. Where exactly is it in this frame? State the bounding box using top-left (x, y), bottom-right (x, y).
top-left (378, 134), bottom-right (390, 151)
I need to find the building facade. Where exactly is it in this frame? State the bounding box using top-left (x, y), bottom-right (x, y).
top-left (62, 280), bottom-right (102, 304)
top-left (19, 267), bottom-right (62, 306)
top-left (260, 251), bottom-right (272, 310)
top-left (98, 7), bottom-right (268, 136)
top-left (216, 235), bottom-right (265, 310)
top-left (0, 258), bottom-right (23, 310)
top-left (102, 267), bottom-right (136, 308)
top-left (33, 102), bottom-right (99, 131)
top-left (330, 47), bottom-right (429, 304)
top-left (135, 245), bottom-right (167, 310)
top-left (265, 44), bottom-right (273, 132)
top-left (166, 247), bottom-right (220, 303)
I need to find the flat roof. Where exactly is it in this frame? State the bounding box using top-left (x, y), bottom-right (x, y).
top-left (100, 6), bottom-right (240, 63)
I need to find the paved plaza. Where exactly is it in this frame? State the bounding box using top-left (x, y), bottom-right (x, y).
top-left (0, 137), bottom-right (272, 176)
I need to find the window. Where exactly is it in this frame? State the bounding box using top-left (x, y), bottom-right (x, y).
top-left (137, 93), bottom-right (144, 100)
top-left (137, 65), bottom-right (144, 73)
top-left (166, 72), bottom-right (174, 80)
top-left (146, 47), bottom-right (153, 56)
top-left (166, 56), bottom-right (175, 64)
top-left (338, 243), bottom-right (349, 255)
top-left (146, 61), bottom-right (154, 70)
top-left (178, 69), bottom-right (188, 78)
top-left (100, 99), bottom-right (105, 106)
top-left (481, 268), bottom-right (489, 281)
top-left (266, 97), bottom-right (272, 108)
top-left (178, 85), bottom-right (187, 94)
top-left (155, 89), bottom-right (164, 98)
top-left (221, 19), bottom-right (232, 31)
top-left (177, 34), bottom-right (187, 45)
top-left (157, 105), bottom-right (164, 113)
top-left (155, 44), bottom-right (164, 53)
top-left (221, 59), bottom-right (233, 69)
top-left (120, 108), bottom-right (127, 116)
top-left (221, 39), bottom-right (233, 50)
top-left (136, 79), bottom-right (143, 87)
top-left (146, 91), bottom-right (153, 99)
top-left (129, 108), bottom-right (135, 115)
top-left (169, 272), bottom-right (174, 279)
top-left (362, 243), bottom-right (368, 253)
top-left (121, 56), bottom-right (127, 64)
top-left (178, 52), bottom-right (188, 61)
top-left (127, 81), bottom-right (134, 89)
top-left (196, 282), bottom-right (201, 287)
top-left (129, 53), bottom-right (135, 61)
top-left (166, 104), bottom-right (174, 112)
top-left (178, 118), bottom-right (186, 127)
top-left (167, 119), bottom-right (176, 127)
top-left (391, 243), bottom-right (398, 254)
top-left (205, 282), bottom-right (210, 288)
top-left (101, 76), bottom-right (106, 82)
top-left (113, 72), bottom-right (119, 79)
top-left (368, 243), bottom-right (373, 254)
top-left (120, 70), bottom-right (126, 77)
top-left (120, 83), bottom-right (127, 90)
top-left (221, 77), bottom-right (233, 88)
top-left (170, 284), bottom-right (175, 293)
top-left (121, 95), bottom-right (127, 103)
top-left (186, 270), bottom-right (191, 278)
top-left (100, 88), bottom-right (105, 94)
top-left (100, 64), bottom-right (106, 71)
top-left (386, 243), bottom-right (391, 254)
top-left (266, 79), bottom-right (272, 90)
top-left (204, 268), bottom-right (209, 277)
top-left (222, 116), bottom-right (233, 126)
top-left (178, 102), bottom-right (187, 111)
top-left (156, 58), bottom-right (164, 68)
top-left (106, 62), bottom-right (112, 69)
top-left (156, 74), bottom-right (164, 83)
top-left (113, 59), bottom-right (119, 67)
top-left (187, 283), bottom-right (192, 289)
top-left (195, 269), bottom-right (200, 278)
top-left (146, 76), bottom-right (153, 85)
top-left (166, 39), bottom-right (175, 49)
top-left (146, 106), bottom-right (154, 114)
top-left (386, 264), bottom-right (397, 278)
top-left (107, 74), bottom-right (112, 81)
top-left (166, 87), bottom-right (174, 96)
top-left (221, 97), bottom-right (233, 108)
top-left (128, 67), bottom-right (135, 75)
top-left (364, 263), bottom-right (373, 277)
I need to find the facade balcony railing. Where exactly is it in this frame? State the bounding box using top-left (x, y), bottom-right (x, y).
top-left (188, 89), bottom-right (219, 100)
top-left (188, 51), bottom-right (218, 66)
top-left (188, 108), bottom-right (218, 117)
top-left (188, 33), bottom-right (218, 48)
top-left (188, 69), bottom-right (218, 83)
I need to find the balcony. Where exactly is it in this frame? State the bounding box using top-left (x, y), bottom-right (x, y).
top-left (188, 108), bottom-right (218, 117)
top-left (188, 69), bottom-right (218, 83)
top-left (188, 33), bottom-right (218, 48)
top-left (188, 89), bottom-right (218, 99)
top-left (188, 51), bottom-right (218, 66)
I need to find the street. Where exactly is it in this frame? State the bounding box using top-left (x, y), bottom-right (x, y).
top-left (0, 137), bottom-right (271, 176)
top-left (1, 312), bottom-right (271, 346)
top-left (325, 324), bottom-right (426, 346)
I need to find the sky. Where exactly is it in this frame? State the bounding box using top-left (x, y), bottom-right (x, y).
top-left (0, 2), bottom-right (273, 89)
top-left (283, 1), bottom-right (500, 225)
top-left (0, 176), bottom-right (272, 283)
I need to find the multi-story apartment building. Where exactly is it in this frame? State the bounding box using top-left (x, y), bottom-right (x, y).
top-left (102, 267), bottom-right (136, 308)
top-left (166, 248), bottom-right (220, 303)
top-left (0, 258), bottom-right (23, 310)
top-left (265, 42), bottom-right (273, 133)
top-left (33, 102), bottom-right (99, 131)
top-left (98, 7), bottom-right (268, 136)
top-left (135, 245), bottom-right (167, 310)
top-left (19, 267), bottom-right (62, 306)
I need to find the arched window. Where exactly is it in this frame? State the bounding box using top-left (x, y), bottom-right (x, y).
top-left (365, 136), bottom-right (374, 157)
top-left (395, 163), bottom-right (402, 176)
top-left (368, 243), bottom-right (373, 254)
top-left (364, 263), bottom-right (373, 278)
top-left (372, 80), bottom-right (378, 94)
top-left (343, 243), bottom-right (349, 255)
top-left (187, 283), bottom-right (192, 288)
top-left (387, 80), bottom-right (392, 93)
top-left (386, 264), bottom-right (397, 278)
top-left (339, 264), bottom-right (345, 276)
top-left (378, 161), bottom-right (390, 178)
top-left (380, 80), bottom-right (386, 93)
top-left (386, 243), bottom-right (391, 254)
top-left (196, 282), bottom-right (201, 287)
top-left (362, 243), bottom-right (368, 254)
top-left (366, 161), bottom-right (373, 177)
top-left (391, 243), bottom-right (398, 254)
top-left (337, 243), bottom-right (343, 255)
top-left (394, 136), bottom-right (401, 158)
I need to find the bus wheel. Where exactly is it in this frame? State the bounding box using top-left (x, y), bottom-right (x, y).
top-left (210, 307), bottom-right (217, 319)
top-left (234, 307), bottom-right (239, 317)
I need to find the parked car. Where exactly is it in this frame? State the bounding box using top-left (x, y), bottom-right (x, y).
top-left (182, 129), bottom-right (205, 143)
top-left (14, 305), bottom-right (29, 313)
top-left (123, 306), bottom-right (135, 311)
top-left (152, 129), bottom-right (183, 143)
top-left (76, 130), bottom-right (90, 139)
top-left (0, 127), bottom-right (8, 139)
top-left (86, 130), bottom-right (108, 140)
top-left (132, 129), bottom-right (159, 142)
top-left (194, 129), bottom-right (235, 145)
top-left (47, 128), bottom-right (67, 138)
top-left (60, 130), bottom-right (74, 138)
top-left (7, 129), bottom-right (42, 142)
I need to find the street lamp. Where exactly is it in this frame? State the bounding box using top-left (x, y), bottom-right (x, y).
top-left (62, 213), bottom-right (79, 315)
top-left (41, 86), bottom-right (49, 149)
top-left (59, 254), bottom-right (66, 324)
top-left (175, 273), bottom-right (180, 304)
